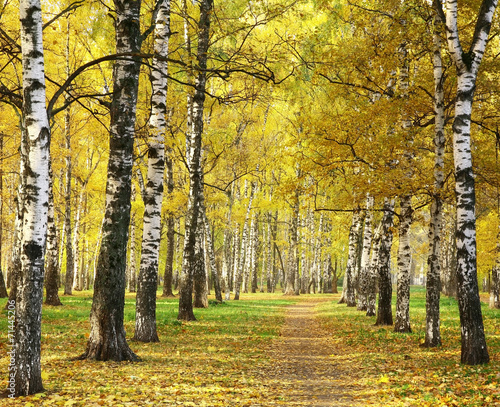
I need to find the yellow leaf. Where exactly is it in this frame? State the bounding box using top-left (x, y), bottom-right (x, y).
top-left (41, 371), bottom-right (49, 380)
top-left (378, 375), bottom-right (390, 384)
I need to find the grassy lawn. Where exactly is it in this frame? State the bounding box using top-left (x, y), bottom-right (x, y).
top-left (0, 292), bottom-right (294, 406)
top-left (0, 287), bottom-right (498, 406)
top-left (316, 286), bottom-right (500, 406)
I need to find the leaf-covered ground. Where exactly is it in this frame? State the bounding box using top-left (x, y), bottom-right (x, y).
top-left (316, 288), bottom-right (500, 406)
top-left (0, 287), bottom-right (499, 406)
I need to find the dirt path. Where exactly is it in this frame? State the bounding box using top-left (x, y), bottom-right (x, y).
top-left (265, 297), bottom-right (362, 406)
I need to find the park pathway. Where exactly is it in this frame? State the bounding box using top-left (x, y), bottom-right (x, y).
top-left (265, 296), bottom-right (363, 406)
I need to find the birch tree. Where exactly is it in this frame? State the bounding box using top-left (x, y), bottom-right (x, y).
top-left (45, 168), bottom-right (62, 306)
top-left (178, 0), bottom-right (213, 320)
top-left (366, 222), bottom-right (382, 317)
top-left (162, 152), bottom-right (175, 297)
top-left (14, 0), bottom-right (51, 395)
top-left (423, 0), bottom-right (446, 347)
top-left (394, 195), bottom-right (413, 333)
top-left (79, 0), bottom-right (142, 361)
top-left (340, 209), bottom-right (363, 306)
top-left (443, 0), bottom-right (497, 364)
top-left (234, 183), bottom-right (255, 300)
top-left (375, 198), bottom-right (395, 326)
top-left (357, 195), bottom-right (373, 311)
top-left (134, 0), bottom-right (171, 343)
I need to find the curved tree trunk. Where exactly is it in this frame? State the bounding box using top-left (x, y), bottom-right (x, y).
top-left (79, 0), bottom-right (141, 361)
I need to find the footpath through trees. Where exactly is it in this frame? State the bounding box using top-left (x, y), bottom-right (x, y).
top-left (266, 297), bottom-right (364, 406)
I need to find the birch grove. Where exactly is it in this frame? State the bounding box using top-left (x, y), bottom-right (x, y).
top-left (3, 1), bottom-right (500, 396)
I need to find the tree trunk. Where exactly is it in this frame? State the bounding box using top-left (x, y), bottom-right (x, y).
top-left (178, 0), bottom-right (213, 320)
top-left (134, 0), bottom-right (170, 343)
top-left (357, 196), bottom-right (373, 311)
top-left (162, 207), bottom-right (175, 297)
top-left (45, 166), bottom-right (62, 306)
top-left (192, 226), bottom-right (208, 308)
top-left (394, 195), bottom-right (413, 333)
top-left (128, 186), bottom-right (138, 293)
top-left (444, 0), bottom-right (495, 364)
top-left (312, 213), bottom-right (324, 294)
top-left (203, 211), bottom-right (223, 302)
top-left (221, 188), bottom-right (233, 300)
top-left (366, 223), bottom-right (382, 317)
top-left (14, 0), bottom-right (51, 394)
top-left (284, 189), bottom-right (300, 296)
top-left (231, 222), bottom-right (241, 295)
top-left (243, 214), bottom-right (255, 293)
top-left (7, 142), bottom-right (26, 309)
top-left (251, 212), bottom-right (260, 294)
top-left (375, 199), bottom-right (395, 326)
top-left (72, 197), bottom-right (83, 291)
top-left (79, 0), bottom-right (141, 361)
top-left (341, 209), bottom-right (363, 306)
top-left (266, 212), bottom-right (273, 293)
top-left (423, 3), bottom-right (446, 347)
top-left (490, 267), bottom-right (500, 308)
top-left (234, 184), bottom-right (255, 300)
top-left (0, 132), bottom-right (6, 298)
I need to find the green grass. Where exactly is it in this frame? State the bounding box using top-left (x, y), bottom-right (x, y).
top-left (0, 291), bottom-right (295, 406)
top-left (1, 287), bottom-right (499, 406)
top-left (316, 286), bottom-right (500, 406)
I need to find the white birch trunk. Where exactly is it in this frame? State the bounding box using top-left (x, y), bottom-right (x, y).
top-left (424, 2), bottom-right (446, 347)
top-left (134, 0), bottom-right (170, 342)
top-left (221, 188), bottom-right (233, 300)
top-left (234, 184), bottom-right (255, 300)
top-left (251, 212), bottom-right (260, 293)
top-left (45, 167), bottom-right (62, 306)
top-left (14, 0), bottom-right (51, 394)
top-left (394, 195), bottom-right (413, 333)
top-left (366, 223), bottom-right (382, 316)
top-left (357, 195), bottom-right (373, 311)
top-left (232, 222), bottom-right (241, 295)
top-left (203, 210), bottom-right (223, 302)
top-left (341, 210), bottom-right (363, 306)
top-left (178, 0), bottom-right (212, 320)
top-left (444, 0), bottom-right (496, 364)
top-left (243, 214), bottom-right (255, 293)
top-left (71, 197), bottom-right (82, 291)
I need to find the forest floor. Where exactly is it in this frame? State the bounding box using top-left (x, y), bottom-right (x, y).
top-left (265, 296), bottom-right (364, 406)
top-left (0, 289), bottom-right (499, 406)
